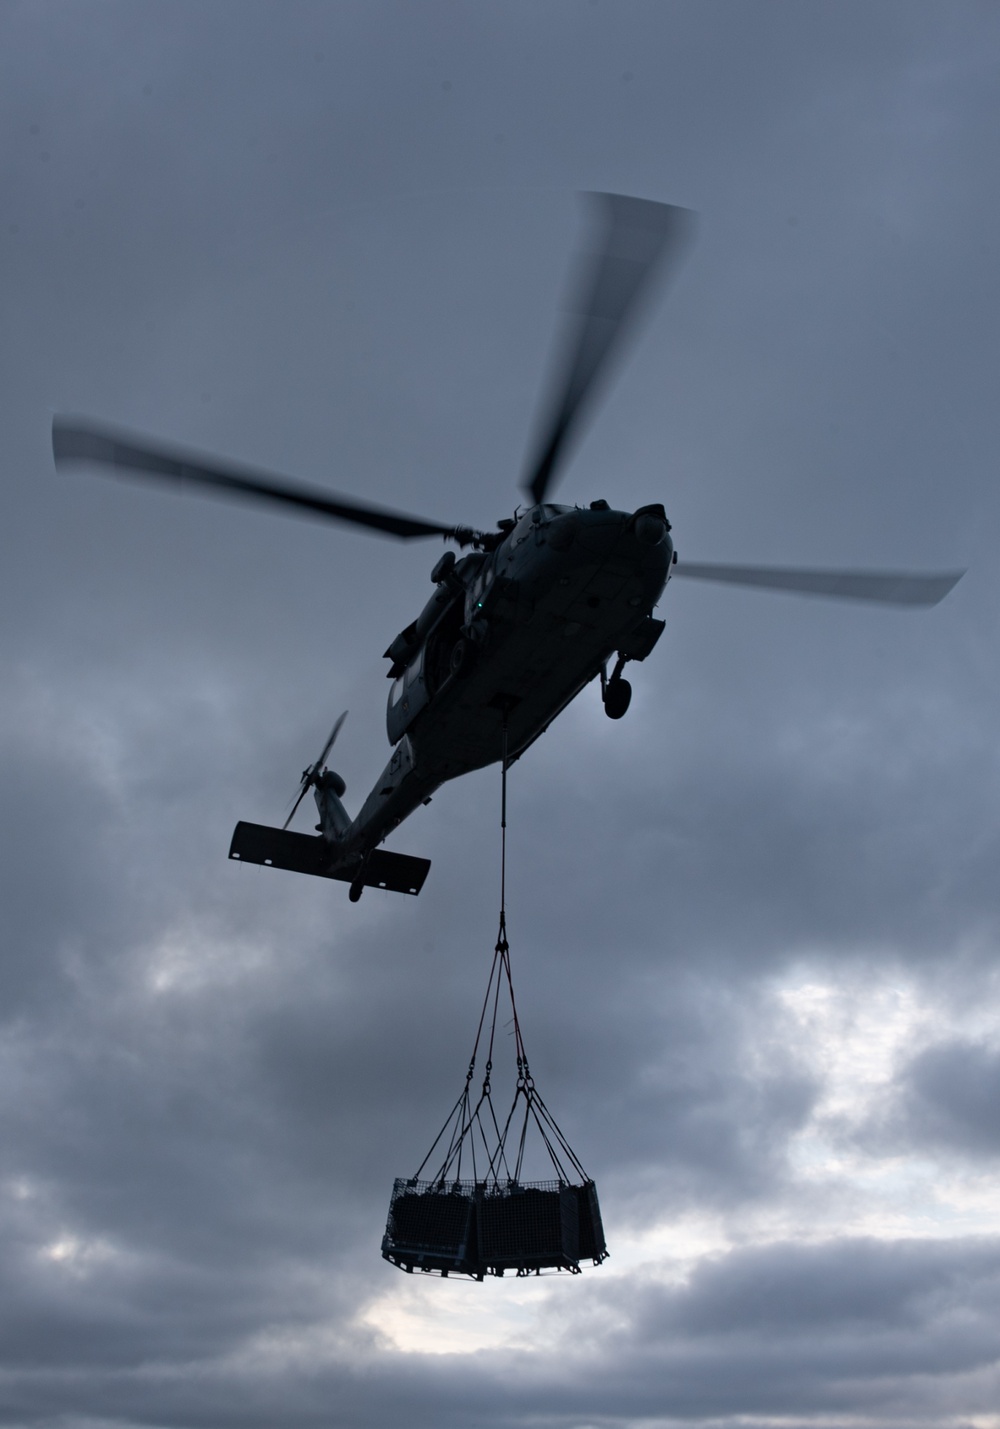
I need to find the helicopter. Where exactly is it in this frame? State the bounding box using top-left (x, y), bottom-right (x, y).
top-left (52, 193), bottom-right (963, 902)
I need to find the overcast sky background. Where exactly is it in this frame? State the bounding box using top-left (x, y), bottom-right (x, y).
top-left (3, 3), bottom-right (1000, 1426)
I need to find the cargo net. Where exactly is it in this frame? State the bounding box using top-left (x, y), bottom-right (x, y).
top-left (381, 912), bottom-right (608, 1279)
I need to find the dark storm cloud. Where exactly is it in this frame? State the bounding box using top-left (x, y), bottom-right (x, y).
top-left (1, 1235), bottom-right (998, 1428)
top-left (0, 731), bottom-right (116, 1017)
top-left (2, 2), bottom-right (1000, 1427)
top-left (508, 649), bottom-right (1000, 980)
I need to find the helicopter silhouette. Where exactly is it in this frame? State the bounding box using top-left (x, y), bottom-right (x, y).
top-left (53, 194), bottom-right (962, 901)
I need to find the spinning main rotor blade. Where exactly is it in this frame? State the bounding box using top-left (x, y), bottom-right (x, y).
top-left (673, 561), bottom-right (963, 607)
top-left (52, 418), bottom-right (476, 544)
top-left (284, 710), bottom-right (348, 830)
top-left (522, 193), bottom-right (695, 507)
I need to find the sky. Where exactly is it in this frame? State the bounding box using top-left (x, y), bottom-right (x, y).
top-left (3, 2), bottom-right (1000, 1426)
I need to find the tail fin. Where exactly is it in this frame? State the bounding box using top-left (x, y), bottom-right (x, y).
top-left (313, 769), bottom-right (352, 840)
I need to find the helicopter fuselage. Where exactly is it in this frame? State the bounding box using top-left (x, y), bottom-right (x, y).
top-left (323, 499), bottom-right (673, 865)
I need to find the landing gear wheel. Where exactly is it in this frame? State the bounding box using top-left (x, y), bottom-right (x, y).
top-left (604, 677), bottom-right (632, 720)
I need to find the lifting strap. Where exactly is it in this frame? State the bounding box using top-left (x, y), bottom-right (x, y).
top-left (413, 717), bottom-right (590, 1189)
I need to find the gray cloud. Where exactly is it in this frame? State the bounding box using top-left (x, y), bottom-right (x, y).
top-left (529, 1237), bottom-right (1000, 1423)
top-left (876, 1038), bottom-right (1000, 1160)
top-left (2, 2), bottom-right (999, 1426)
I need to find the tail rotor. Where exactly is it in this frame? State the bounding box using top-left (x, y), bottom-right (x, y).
top-left (283, 711), bottom-right (348, 830)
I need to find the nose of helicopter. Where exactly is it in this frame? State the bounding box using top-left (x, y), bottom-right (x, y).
top-left (631, 505), bottom-right (670, 546)
top-left (566, 502), bottom-right (671, 560)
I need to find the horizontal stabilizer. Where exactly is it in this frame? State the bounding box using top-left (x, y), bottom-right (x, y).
top-left (228, 821), bottom-right (430, 896)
